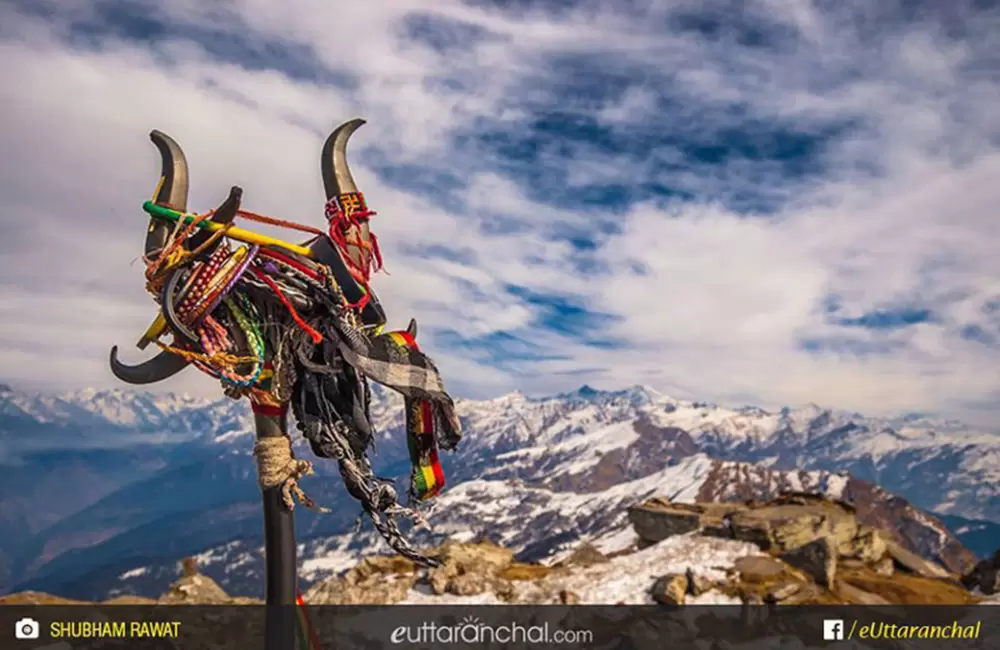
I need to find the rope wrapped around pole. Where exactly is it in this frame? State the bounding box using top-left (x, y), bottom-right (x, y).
top-left (253, 436), bottom-right (329, 513)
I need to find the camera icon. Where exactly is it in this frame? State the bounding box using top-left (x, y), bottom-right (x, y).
top-left (15, 618), bottom-right (40, 640)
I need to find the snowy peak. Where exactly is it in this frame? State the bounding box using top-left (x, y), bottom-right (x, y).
top-left (0, 385), bottom-right (254, 451)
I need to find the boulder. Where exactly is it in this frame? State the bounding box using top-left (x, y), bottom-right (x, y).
top-left (628, 501), bottom-right (702, 541)
top-left (778, 538), bottom-right (837, 587)
top-left (628, 499), bottom-right (745, 542)
top-left (728, 502), bottom-right (856, 552)
top-left (734, 556), bottom-right (788, 582)
top-left (885, 540), bottom-right (950, 579)
top-left (651, 573), bottom-right (688, 605)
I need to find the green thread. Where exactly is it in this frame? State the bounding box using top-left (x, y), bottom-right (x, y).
top-left (220, 297), bottom-right (265, 387)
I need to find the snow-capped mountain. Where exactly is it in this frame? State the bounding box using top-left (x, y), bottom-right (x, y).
top-left (1, 382), bottom-right (998, 600)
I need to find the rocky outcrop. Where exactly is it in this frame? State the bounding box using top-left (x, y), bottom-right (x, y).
top-left (630, 493), bottom-right (888, 562)
top-left (627, 491), bottom-right (980, 606)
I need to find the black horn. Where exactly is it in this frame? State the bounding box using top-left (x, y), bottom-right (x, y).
top-left (187, 185), bottom-right (243, 255)
top-left (145, 130), bottom-right (190, 256)
top-left (109, 130), bottom-right (193, 385)
top-left (320, 119), bottom-right (371, 271)
top-left (321, 118), bottom-right (364, 197)
top-left (109, 346), bottom-right (189, 385)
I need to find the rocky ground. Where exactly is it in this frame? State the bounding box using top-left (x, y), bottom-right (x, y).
top-left (302, 491), bottom-right (990, 606)
top-left (5, 492), bottom-right (994, 608)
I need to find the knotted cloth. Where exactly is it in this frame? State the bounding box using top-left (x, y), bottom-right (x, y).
top-left (254, 274), bottom-right (463, 567)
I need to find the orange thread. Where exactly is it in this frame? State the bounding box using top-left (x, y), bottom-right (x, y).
top-left (237, 209), bottom-right (324, 236)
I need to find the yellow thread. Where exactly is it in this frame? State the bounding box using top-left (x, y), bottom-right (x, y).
top-left (166, 210), bottom-right (314, 257)
top-left (154, 341), bottom-right (258, 367)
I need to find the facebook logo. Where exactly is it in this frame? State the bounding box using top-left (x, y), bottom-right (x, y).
top-left (823, 620), bottom-right (845, 640)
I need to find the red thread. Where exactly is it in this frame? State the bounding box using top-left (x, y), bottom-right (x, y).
top-left (257, 248), bottom-right (320, 280)
top-left (250, 267), bottom-right (323, 344)
top-left (237, 209), bottom-right (324, 236)
top-left (251, 402), bottom-right (287, 417)
top-left (323, 193), bottom-right (384, 285)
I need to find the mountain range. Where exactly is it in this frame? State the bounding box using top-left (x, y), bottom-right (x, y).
top-left (0, 381), bottom-right (997, 600)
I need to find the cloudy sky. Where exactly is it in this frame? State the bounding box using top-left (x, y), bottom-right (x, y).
top-left (2, 0), bottom-right (999, 427)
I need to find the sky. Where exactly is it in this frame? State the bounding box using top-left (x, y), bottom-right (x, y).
top-left (1, 0), bottom-right (999, 428)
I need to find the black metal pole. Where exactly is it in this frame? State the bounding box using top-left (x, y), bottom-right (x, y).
top-left (254, 404), bottom-right (298, 650)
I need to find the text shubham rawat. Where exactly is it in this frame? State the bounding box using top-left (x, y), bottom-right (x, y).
top-left (50, 621), bottom-right (181, 639)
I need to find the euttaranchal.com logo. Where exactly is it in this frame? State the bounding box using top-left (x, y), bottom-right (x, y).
top-left (391, 616), bottom-right (593, 645)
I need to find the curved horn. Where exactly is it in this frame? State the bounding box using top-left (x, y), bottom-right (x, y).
top-left (145, 130), bottom-right (190, 257)
top-left (109, 130), bottom-right (192, 385)
top-left (320, 118), bottom-right (371, 271)
top-left (109, 346), bottom-right (188, 385)
top-left (320, 118), bottom-right (365, 198)
top-left (187, 185), bottom-right (243, 254)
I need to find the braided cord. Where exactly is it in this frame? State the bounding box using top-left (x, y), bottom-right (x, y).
top-left (218, 296), bottom-right (265, 387)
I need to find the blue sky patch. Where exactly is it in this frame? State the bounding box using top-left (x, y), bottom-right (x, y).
top-left (835, 307), bottom-right (936, 330)
top-left (503, 284), bottom-right (623, 339)
top-left (431, 329), bottom-right (572, 365)
top-left (29, 0), bottom-right (355, 87)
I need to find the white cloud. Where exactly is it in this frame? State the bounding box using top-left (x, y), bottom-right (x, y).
top-left (1, 0), bottom-right (999, 428)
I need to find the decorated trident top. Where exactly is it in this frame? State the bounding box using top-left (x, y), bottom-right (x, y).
top-left (108, 120), bottom-right (463, 633)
